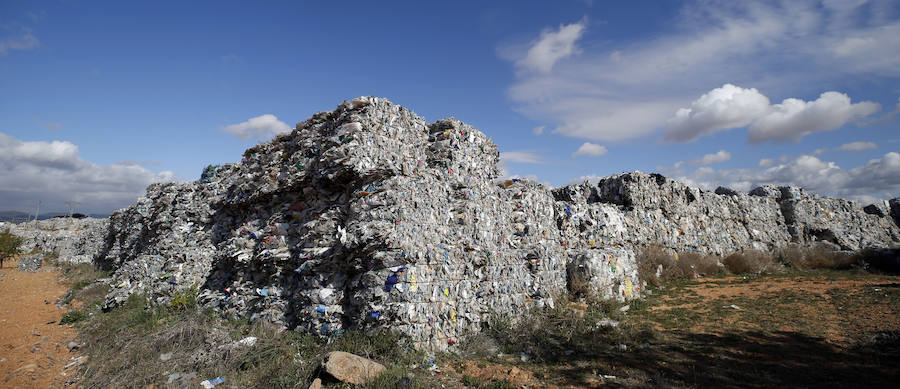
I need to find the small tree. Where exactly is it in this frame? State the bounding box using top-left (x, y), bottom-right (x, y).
top-left (0, 229), bottom-right (23, 269)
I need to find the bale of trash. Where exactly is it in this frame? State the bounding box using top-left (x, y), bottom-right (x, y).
top-left (6, 218), bottom-right (108, 264)
top-left (17, 254), bottom-right (42, 272)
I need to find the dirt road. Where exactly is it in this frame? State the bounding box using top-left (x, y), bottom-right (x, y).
top-left (0, 258), bottom-right (80, 388)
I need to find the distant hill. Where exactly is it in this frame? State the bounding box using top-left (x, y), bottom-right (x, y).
top-left (0, 211), bottom-right (108, 222)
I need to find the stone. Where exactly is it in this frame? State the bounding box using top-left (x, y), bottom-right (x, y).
top-left (322, 351), bottom-right (385, 385)
top-left (308, 377), bottom-right (322, 389)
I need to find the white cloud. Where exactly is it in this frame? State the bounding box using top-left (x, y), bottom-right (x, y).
top-left (516, 20), bottom-right (586, 73)
top-left (748, 92), bottom-right (880, 143)
top-left (691, 150), bottom-right (731, 166)
top-left (566, 174), bottom-right (605, 186)
top-left (837, 141), bottom-right (878, 151)
top-left (811, 148), bottom-right (828, 156)
top-left (572, 142), bottom-right (608, 157)
top-left (500, 151), bottom-right (543, 164)
top-left (674, 152), bottom-right (900, 202)
top-left (667, 86), bottom-right (880, 143)
top-left (0, 29), bottom-right (39, 54)
top-left (532, 126), bottom-right (545, 135)
top-left (829, 21), bottom-right (900, 77)
top-left (758, 158), bottom-right (774, 168)
top-left (665, 84), bottom-right (770, 142)
top-left (221, 114), bottom-right (291, 140)
top-left (0, 132), bottom-right (175, 214)
top-left (504, 2), bottom-right (899, 143)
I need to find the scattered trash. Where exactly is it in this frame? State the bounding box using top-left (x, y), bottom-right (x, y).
top-left (200, 376), bottom-right (226, 388)
top-left (596, 319), bottom-right (619, 328)
top-left (159, 352), bottom-right (173, 361)
top-left (520, 352), bottom-right (530, 362)
top-left (722, 304), bottom-right (741, 310)
top-left (237, 336), bottom-right (258, 347)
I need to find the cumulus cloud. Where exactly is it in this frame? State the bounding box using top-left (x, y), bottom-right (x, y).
top-left (516, 20), bottom-right (586, 73)
top-left (667, 86), bottom-right (879, 143)
top-left (221, 114), bottom-right (291, 140)
top-left (0, 29), bottom-right (39, 54)
top-left (837, 141), bottom-right (878, 151)
top-left (691, 150), bottom-right (731, 166)
top-left (666, 84), bottom-right (770, 142)
top-left (673, 152), bottom-right (900, 203)
top-left (758, 158), bottom-right (775, 168)
top-left (0, 132), bottom-right (175, 214)
top-left (572, 142), bottom-right (608, 157)
top-left (748, 92), bottom-right (880, 143)
top-left (505, 2), bottom-right (899, 143)
top-left (500, 151), bottom-right (543, 164)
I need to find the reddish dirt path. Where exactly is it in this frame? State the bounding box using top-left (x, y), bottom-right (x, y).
top-left (0, 258), bottom-right (80, 388)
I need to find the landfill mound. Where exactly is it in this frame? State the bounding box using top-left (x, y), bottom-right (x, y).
top-left (554, 173), bottom-right (899, 255)
top-left (7, 97), bottom-right (900, 352)
top-left (95, 97), bottom-right (611, 352)
top-left (3, 218), bottom-right (108, 264)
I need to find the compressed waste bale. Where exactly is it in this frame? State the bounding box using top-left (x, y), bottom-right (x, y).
top-left (90, 97), bottom-right (618, 352)
top-left (558, 173), bottom-right (791, 255)
top-left (17, 254), bottom-right (42, 272)
top-left (751, 186), bottom-right (900, 250)
top-left (890, 199), bottom-right (900, 229)
top-left (6, 218), bottom-right (108, 263)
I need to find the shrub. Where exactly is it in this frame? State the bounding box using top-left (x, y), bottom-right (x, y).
top-left (636, 244), bottom-right (675, 287)
top-left (60, 310), bottom-right (88, 324)
top-left (775, 243), bottom-right (858, 270)
top-left (0, 229), bottom-right (23, 268)
top-left (722, 250), bottom-right (780, 274)
top-left (675, 252), bottom-right (723, 277)
top-left (636, 244), bottom-right (723, 285)
top-left (167, 285), bottom-right (199, 311)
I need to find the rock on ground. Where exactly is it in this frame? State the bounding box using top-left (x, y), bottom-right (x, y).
top-left (322, 351), bottom-right (386, 385)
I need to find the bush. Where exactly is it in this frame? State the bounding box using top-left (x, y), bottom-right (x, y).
top-left (167, 285), bottom-right (199, 311)
top-left (0, 229), bottom-right (23, 268)
top-left (775, 243), bottom-right (858, 270)
top-left (722, 250), bottom-right (781, 274)
top-left (60, 310), bottom-right (88, 324)
top-left (636, 244), bottom-right (723, 286)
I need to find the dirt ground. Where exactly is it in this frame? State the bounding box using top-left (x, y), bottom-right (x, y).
top-left (446, 271), bottom-right (900, 388)
top-left (0, 258), bottom-right (81, 388)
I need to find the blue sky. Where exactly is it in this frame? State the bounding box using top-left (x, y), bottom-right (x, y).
top-left (1, 0), bottom-right (898, 214)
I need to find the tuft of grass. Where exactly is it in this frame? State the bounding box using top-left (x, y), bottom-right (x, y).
top-left (167, 285), bottom-right (198, 311)
top-left (60, 310), bottom-right (88, 324)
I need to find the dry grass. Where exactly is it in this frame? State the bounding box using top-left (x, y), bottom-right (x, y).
top-left (775, 243), bottom-right (859, 270)
top-left (722, 249), bottom-right (782, 274)
top-left (59, 269), bottom-right (434, 388)
top-left (636, 245), bottom-right (723, 286)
